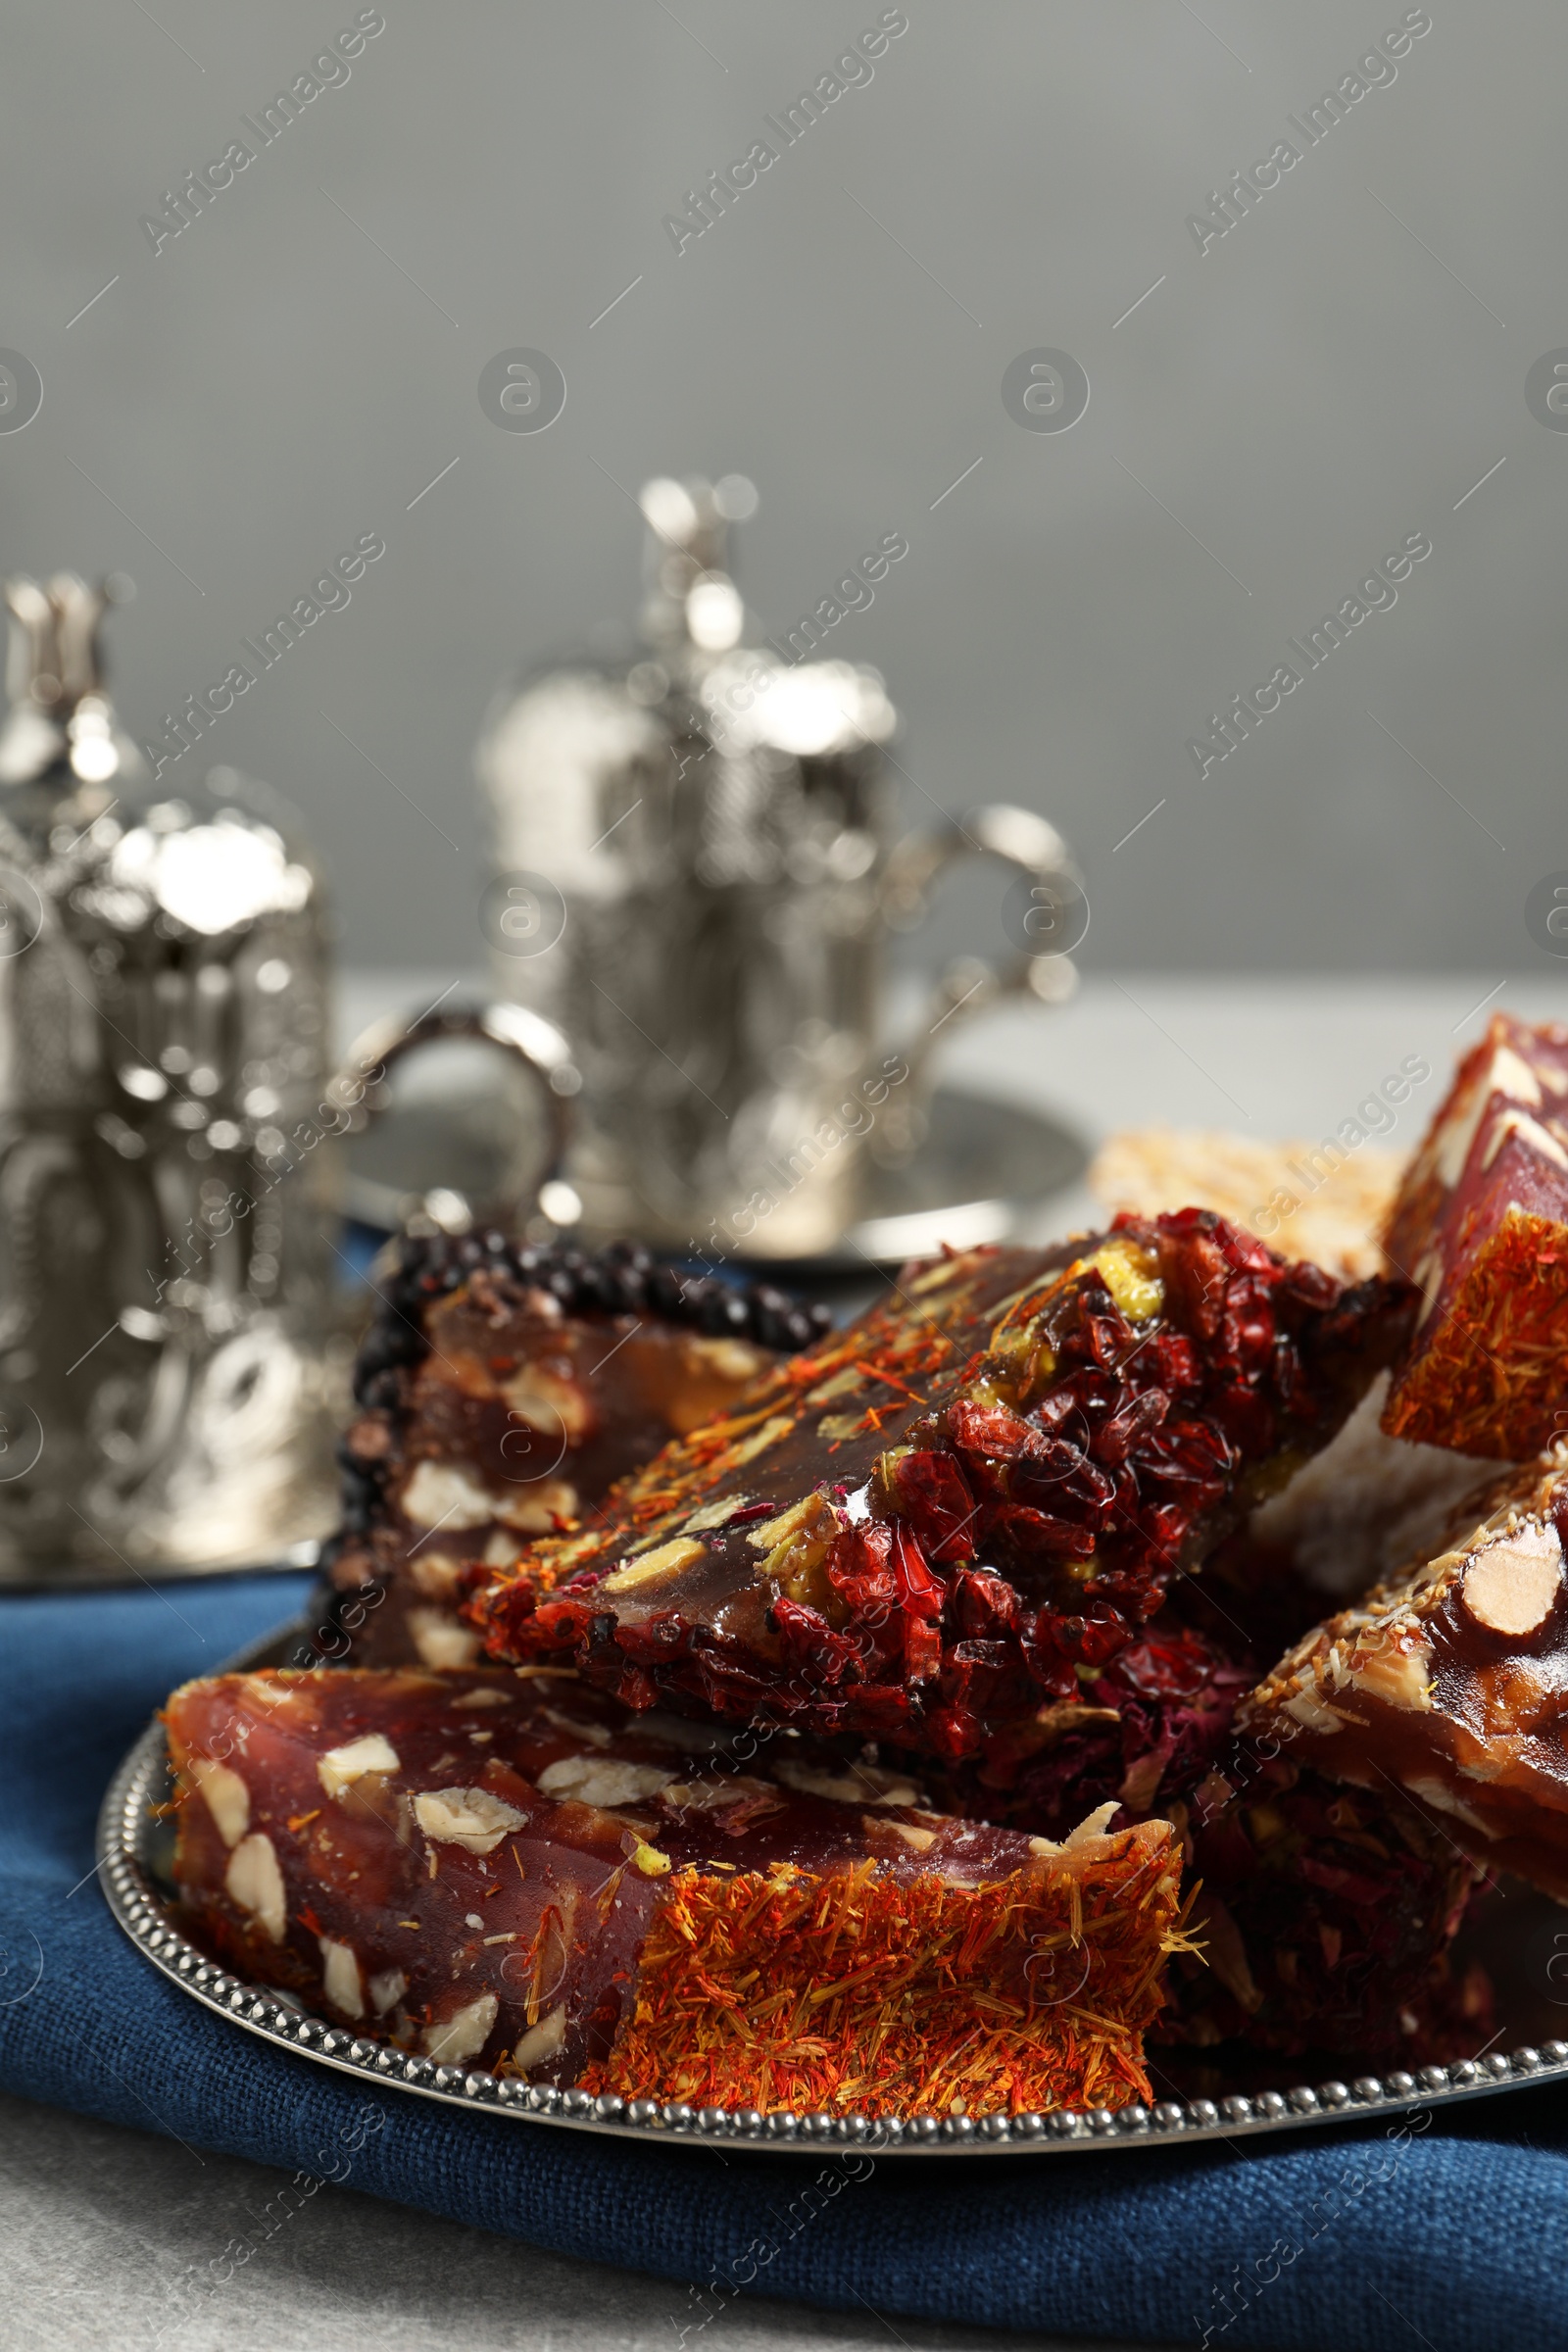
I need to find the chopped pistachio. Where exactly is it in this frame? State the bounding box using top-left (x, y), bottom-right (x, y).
top-left (1089, 1237), bottom-right (1164, 1325)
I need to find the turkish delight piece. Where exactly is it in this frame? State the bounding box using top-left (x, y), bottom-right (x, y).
top-left (166, 1667), bottom-right (1186, 2117)
top-left (320, 1236), bottom-right (822, 1669)
top-left (1382, 1012), bottom-right (1568, 1457)
top-left (478, 1215), bottom-right (1414, 1758)
top-left (1156, 1751), bottom-right (1484, 2060)
top-left (1236, 1453), bottom-right (1568, 1900)
top-left (912, 1620), bottom-right (1255, 1842)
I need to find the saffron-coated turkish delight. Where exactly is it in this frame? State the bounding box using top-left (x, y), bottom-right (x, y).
top-left (1382, 1013), bottom-right (1568, 1457)
top-left (166, 1667), bottom-right (1187, 2117)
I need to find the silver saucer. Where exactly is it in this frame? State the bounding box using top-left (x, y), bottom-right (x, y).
top-left (784, 1089), bottom-right (1088, 1273)
top-left (96, 1625), bottom-right (1568, 2158)
top-left (342, 1085), bottom-right (1089, 1274)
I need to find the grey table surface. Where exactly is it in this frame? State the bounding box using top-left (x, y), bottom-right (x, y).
top-left (0, 2091), bottom-right (1127, 2352)
top-left (13, 970), bottom-right (1560, 2352)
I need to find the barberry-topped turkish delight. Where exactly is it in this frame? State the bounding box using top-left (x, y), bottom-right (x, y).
top-left (166, 1668), bottom-right (1186, 2117)
top-left (1237, 1450), bottom-right (1568, 1900)
top-left (1156, 1752), bottom-right (1485, 2060)
top-left (319, 1235), bottom-right (825, 1668)
top-left (915, 1620), bottom-right (1256, 1841)
top-left (1382, 1012), bottom-right (1568, 1456)
top-left (477, 1215), bottom-right (1414, 1758)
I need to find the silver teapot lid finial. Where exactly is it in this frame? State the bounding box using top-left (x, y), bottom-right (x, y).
top-left (0, 570), bottom-right (140, 794)
top-left (636, 473), bottom-right (758, 655)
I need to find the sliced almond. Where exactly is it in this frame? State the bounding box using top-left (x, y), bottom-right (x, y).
top-left (402, 1458), bottom-right (576, 1536)
top-left (1117, 1749), bottom-right (1166, 1812)
top-left (537, 1704), bottom-right (612, 1749)
top-left (537, 1754), bottom-right (674, 1807)
top-left (679, 1492), bottom-right (754, 1535)
top-left (661, 1775), bottom-right (778, 1811)
top-left (513, 2005), bottom-right (567, 2077)
top-left (1028, 1800), bottom-right (1119, 1857)
top-left (772, 1756), bottom-right (923, 1808)
top-left (907, 1259), bottom-right (967, 1297)
top-left (318, 1733), bottom-right (401, 1798)
top-left (318, 1935), bottom-right (365, 2019)
top-left (501, 1364), bottom-right (593, 1443)
top-left (190, 1757), bottom-right (250, 1848)
top-left (414, 1786), bottom-right (527, 1853)
top-left (1462, 1522), bottom-right (1564, 1638)
top-left (224, 1833), bottom-right (285, 1941)
top-left (493, 1478), bottom-right (579, 1534)
top-left (368, 1966), bottom-right (406, 2016)
top-left (1348, 1631), bottom-right (1434, 1712)
top-left (717, 1412), bottom-right (796, 1470)
top-left (682, 1336), bottom-right (769, 1383)
top-left (421, 1991), bottom-right (498, 2064)
top-left (409, 1547), bottom-right (466, 1599)
top-left (888, 1822), bottom-right (938, 1852)
top-left (401, 1460), bottom-right (499, 1530)
top-left (1280, 1688), bottom-right (1348, 1735)
top-left (1482, 1106), bottom-right (1568, 1174)
top-left (1433, 1042), bottom-right (1544, 1187)
top-left (1402, 1773), bottom-right (1494, 1837)
top-left (406, 1608), bottom-right (482, 1670)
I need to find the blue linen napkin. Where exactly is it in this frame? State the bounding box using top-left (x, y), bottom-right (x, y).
top-left (2, 1576), bottom-right (1565, 2352)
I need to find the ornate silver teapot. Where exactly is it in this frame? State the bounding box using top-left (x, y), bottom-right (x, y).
top-left (0, 576), bottom-right (343, 1582)
top-left (476, 476), bottom-right (1082, 1259)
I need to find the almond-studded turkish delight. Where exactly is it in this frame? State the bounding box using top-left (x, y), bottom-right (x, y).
top-left (319, 1236), bottom-right (821, 1669)
top-left (1237, 1452), bottom-right (1568, 1898)
top-left (166, 1666), bottom-right (1187, 2116)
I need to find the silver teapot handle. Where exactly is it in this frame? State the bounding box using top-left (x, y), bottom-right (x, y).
top-left (880, 803), bottom-right (1084, 1104)
top-left (327, 999), bottom-right (581, 1229)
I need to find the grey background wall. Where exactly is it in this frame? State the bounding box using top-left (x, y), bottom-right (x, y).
top-left (0, 0), bottom-right (1558, 975)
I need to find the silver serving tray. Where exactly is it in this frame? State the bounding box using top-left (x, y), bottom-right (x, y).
top-left (98, 1625), bottom-right (1568, 2159)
